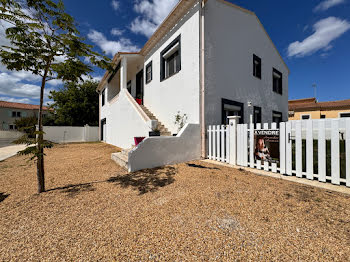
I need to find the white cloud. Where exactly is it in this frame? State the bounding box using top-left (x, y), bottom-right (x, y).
top-left (110, 28), bottom-right (124, 36)
top-left (287, 17), bottom-right (350, 57)
top-left (130, 0), bottom-right (179, 38)
top-left (314, 0), bottom-right (346, 12)
top-left (88, 29), bottom-right (139, 56)
top-left (0, 72), bottom-right (55, 100)
top-left (0, 96), bottom-right (32, 104)
top-left (111, 0), bottom-right (120, 11)
top-left (81, 75), bottom-right (103, 82)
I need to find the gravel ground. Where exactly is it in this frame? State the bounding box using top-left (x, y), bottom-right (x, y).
top-left (0, 143), bottom-right (350, 261)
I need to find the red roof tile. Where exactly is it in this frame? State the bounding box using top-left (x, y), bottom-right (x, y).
top-left (289, 98), bottom-right (350, 111)
top-left (0, 100), bottom-right (50, 111)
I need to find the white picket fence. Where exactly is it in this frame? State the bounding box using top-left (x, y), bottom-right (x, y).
top-left (207, 117), bottom-right (350, 187)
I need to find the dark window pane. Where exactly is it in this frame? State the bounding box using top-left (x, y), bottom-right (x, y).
top-left (340, 113), bottom-right (350, 118)
top-left (273, 68), bottom-right (282, 95)
top-left (253, 55), bottom-right (261, 79)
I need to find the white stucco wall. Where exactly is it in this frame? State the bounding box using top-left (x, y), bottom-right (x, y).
top-left (204, 0), bottom-right (289, 125)
top-left (128, 123), bottom-right (201, 172)
top-left (0, 130), bottom-right (24, 139)
top-left (100, 89), bottom-right (152, 149)
top-left (143, 2), bottom-right (201, 134)
top-left (43, 125), bottom-right (99, 143)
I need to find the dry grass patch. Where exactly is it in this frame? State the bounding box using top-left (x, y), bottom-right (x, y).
top-left (0, 143), bottom-right (350, 261)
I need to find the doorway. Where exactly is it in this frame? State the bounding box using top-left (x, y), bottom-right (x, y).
top-left (136, 69), bottom-right (144, 104)
top-left (101, 118), bottom-right (106, 141)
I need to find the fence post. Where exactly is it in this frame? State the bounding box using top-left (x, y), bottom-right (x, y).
top-left (84, 124), bottom-right (89, 142)
top-left (228, 116), bottom-right (240, 166)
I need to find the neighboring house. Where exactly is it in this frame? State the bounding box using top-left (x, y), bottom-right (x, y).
top-left (289, 98), bottom-right (350, 120)
top-left (0, 101), bottom-right (50, 130)
top-left (98, 0), bottom-right (289, 152)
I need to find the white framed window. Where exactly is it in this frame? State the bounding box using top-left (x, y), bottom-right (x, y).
top-left (301, 114), bottom-right (311, 120)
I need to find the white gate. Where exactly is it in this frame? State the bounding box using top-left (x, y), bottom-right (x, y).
top-left (207, 117), bottom-right (350, 187)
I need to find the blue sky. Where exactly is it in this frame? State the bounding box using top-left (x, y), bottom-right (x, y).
top-left (0, 0), bottom-right (349, 104)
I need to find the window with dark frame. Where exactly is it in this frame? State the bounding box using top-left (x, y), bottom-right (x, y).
top-left (221, 99), bottom-right (244, 124)
top-left (160, 35), bottom-right (181, 81)
top-left (12, 111), bottom-right (21, 117)
top-left (102, 89), bottom-right (105, 107)
top-left (253, 106), bottom-right (262, 125)
top-left (272, 111), bottom-right (283, 125)
top-left (272, 68), bottom-right (282, 95)
top-left (320, 114), bottom-right (326, 119)
top-left (253, 55), bottom-right (261, 79)
top-left (340, 112), bottom-right (350, 118)
top-left (145, 61), bottom-right (152, 84)
top-left (301, 115), bottom-right (310, 120)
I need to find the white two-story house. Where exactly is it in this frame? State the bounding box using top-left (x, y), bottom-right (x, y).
top-left (98, 0), bottom-right (289, 155)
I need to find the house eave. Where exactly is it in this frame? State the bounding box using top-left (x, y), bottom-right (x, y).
top-left (96, 52), bottom-right (141, 92)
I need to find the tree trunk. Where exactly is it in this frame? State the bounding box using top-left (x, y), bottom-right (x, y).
top-left (37, 66), bottom-right (49, 193)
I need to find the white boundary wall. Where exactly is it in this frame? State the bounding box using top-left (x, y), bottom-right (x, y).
top-left (43, 125), bottom-right (99, 143)
top-left (0, 130), bottom-right (24, 139)
top-left (128, 124), bottom-right (201, 172)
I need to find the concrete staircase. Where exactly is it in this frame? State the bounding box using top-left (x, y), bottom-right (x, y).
top-left (111, 105), bottom-right (172, 170)
top-left (111, 148), bottom-right (131, 171)
top-left (139, 105), bottom-right (171, 136)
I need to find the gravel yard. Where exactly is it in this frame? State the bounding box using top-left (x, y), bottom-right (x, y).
top-left (0, 143), bottom-right (349, 261)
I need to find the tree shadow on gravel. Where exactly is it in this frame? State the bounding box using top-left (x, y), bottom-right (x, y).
top-left (107, 166), bottom-right (176, 195)
top-left (47, 183), bottom-right (96, 197)
top-left (187, 163), bottom-right (219, 170)
top-left (0, 192), bottom-right (9, 203)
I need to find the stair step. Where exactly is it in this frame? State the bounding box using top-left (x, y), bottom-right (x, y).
top-left (139, 105), bottom-right (171, 136)
top-left (111, 152), bottom-right (128, 170)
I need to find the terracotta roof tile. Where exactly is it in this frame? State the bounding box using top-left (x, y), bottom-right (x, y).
top-left (0, 101), bottom-right (50, 111)
top-left (289, 98), bottom-right (350, 111)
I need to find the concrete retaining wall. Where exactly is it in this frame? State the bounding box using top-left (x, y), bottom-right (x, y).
top-left (128, 124), bottom-right (201, 172)
top-left (0, 130), bottom-right (24, 139)
top-left (43, 125), bottom-right (99, 143)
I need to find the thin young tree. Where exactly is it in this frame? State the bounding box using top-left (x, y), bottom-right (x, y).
top-left (0, 0), bottom-right (111, 193)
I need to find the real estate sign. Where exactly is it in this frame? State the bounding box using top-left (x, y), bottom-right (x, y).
top-left (254, 130), bottom-right (280, 164)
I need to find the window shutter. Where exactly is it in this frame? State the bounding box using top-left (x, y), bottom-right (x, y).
top-left (23, 112), bottom-right (27, 117)
top-left (8, 111), bottom-right (12, 117)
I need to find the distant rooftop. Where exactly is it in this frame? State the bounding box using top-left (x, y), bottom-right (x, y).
top-left (289, 98), bottom-right (350, 111)
top-left (0, 100), bottom-right (50, 111)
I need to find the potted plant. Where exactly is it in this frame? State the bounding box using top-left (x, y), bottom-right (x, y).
top-left (136, 94), bottom-right (142, 105)
top-left (173, 111), bottom-right (188, 136)
top-left (134, 136), bottom-right (145, 146)
top-left (149, 126), bottom-right (161, 137)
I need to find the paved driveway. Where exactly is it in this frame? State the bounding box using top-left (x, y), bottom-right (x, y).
top-left (0, 144), bottom-right (27, 161)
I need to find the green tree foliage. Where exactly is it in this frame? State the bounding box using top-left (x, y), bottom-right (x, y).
top-left (0, 0), bottom-right (111, 193)
top-left (44, 80), bottom-right (99, 126)
top-left (14, 116), bottom-right (38, 137)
